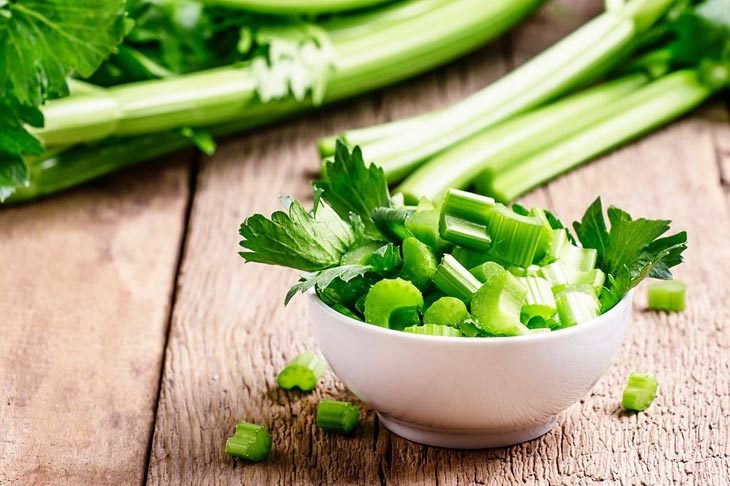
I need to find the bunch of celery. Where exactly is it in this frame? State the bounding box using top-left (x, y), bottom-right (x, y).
top-left (2, 0), bottom-right (545, 203)
top-left (238, 143), bottom-right (687, 337)
top-left (321, 0), bottom-right (730, 203)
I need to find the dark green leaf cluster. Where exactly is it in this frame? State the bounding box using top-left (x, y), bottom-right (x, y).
top-left (0, 0), bottom-right (127, 199)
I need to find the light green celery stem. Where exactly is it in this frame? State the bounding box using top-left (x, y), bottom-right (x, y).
top-left (395, 73), bottom-right (648, 202)
top-left (10, 133), bottom-right (192, 203)
top-left (353, 0), bottom-right (674, 180)
top-left (200, 0), bottom-right (395, 15)
top-left (35, 0), bottom-right (541, 147)
top-left (484, 69), bottom-right (714, 202)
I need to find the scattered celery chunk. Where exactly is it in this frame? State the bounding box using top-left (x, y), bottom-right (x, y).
top-left (225, 422), bottom-right (272, 462)
top-left (363, 278), bottom-right (423, 327)
top-left (621, 372), bottom-right (658, 411)
top-left (400, 237), bottom-right (438, 289)
top-left (647, 280), bottom-right (686, 311)
top-left (277, 352), bottom-right (327, 392)
top-left (432, 254), bottom-right (482, 302)
top-left (405, 208), bottom-right (452, 252)
top-left (470, 262), bottom-right (529, 336)
top-left (423, 296), bottom-right (469, 327)
top-left (555, 284), bottom-right (599, 327)
top-left (484, 204), bottom-right (543, 267)
top-left (518, 276), bottom-right (557, 321)
top-left (559, 244), bottom-right (597, 271)
top-left (317, 400), bottom-right (360, 433)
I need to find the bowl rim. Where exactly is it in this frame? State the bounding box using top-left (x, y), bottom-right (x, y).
top-left (309, 288), bottom-right (634, 345)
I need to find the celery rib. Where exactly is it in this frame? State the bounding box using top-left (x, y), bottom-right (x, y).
top-left (483, 69), bottom-right (714, 202)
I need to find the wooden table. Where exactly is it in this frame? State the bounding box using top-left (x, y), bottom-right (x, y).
top-left (2, 2), bottom-right (729, 484)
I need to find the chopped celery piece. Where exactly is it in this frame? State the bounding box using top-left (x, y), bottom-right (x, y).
top-left (530, 328), bottom-right (551, 334)
top-left (452, 246), bottom-right (490, 269)
top-left (432, 254), bottom-right (481, 302)
top-left (484, 204), bottom-right (543, 267)
top-left (525, 314), bottom-right (560, 330)
top-left (340, 242), bottom-right (382, 265)
top-left (555, 284), bottom-right (599, 328)
top-left (544, 228), bottom-right (570, 264)
top-left (529, 207), bottom-right (554, 263)
top-left (507, 264), bottom-right (541, 277)
top-left (621, 372), bottom-right (658, 412)
top-left (647, 280), bottom-right (686, 311)
top-left (317, 400), bottom-right (360, 433)
top-left (518, 276), bottom-right (557, 320)
top-left (559, 244), bottom-right (597, 271)
top-left (277, 352), bottom-right (327, 392)
top-left (400, 237), bottom-right (438, 290)
top-left (439, 215), bottom-right (492, 250)
top-left (404, 323), bottom-right (463, 337)
top-left (458, 318), bottom-right (484, 337)
top-left (363, 278), bottom-right (423, 328)
top-left (470, 262), bottom-right (529, 336)
top-left (225, 422), bottom-right (272, 462)
top-left (540, 262), bottom-right (605, 294)
top-left (405, 209), bottom-right (452, 252)
top-left (423, 297), bottom-right (469, 327)
top-left (423, 289), bottom-right (446, 310)
top-left (441, 188), bottom-right (495, 225)
top-left (372, 207), bottom-right (414, 242)
top-left (389, 307), bottom-right (422, 330)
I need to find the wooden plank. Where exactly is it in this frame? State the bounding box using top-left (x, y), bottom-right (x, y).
top-left (145, 32), bottom-right (511, 486)
top-left (0, 159), bottom-right (191, 485)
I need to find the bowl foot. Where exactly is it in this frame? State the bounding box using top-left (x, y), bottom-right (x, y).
top-left (377, 414), bottom-right (557, 449)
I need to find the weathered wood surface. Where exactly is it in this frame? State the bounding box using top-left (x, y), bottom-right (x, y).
top-left (2, 1), bottom-right (729, 484)
top-left (146, 2), bottom-right (730, 486)
top-left (0, 160), bottom-right (192, 485)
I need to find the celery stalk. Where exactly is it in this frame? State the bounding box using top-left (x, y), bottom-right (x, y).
top-left (334, 0), bottom-right (673, 181)
top-left (395, 73), bottom-right (648, 202)
top-left (34, 0), bottom-right (542, 147)
top-left (483, 69), bottom-right (715, 202)
top-left (201, 0), bottom-right (395, 15)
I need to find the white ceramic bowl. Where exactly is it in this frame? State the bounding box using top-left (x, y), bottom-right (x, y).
top-left (310, 290), bottom-right (633, 449)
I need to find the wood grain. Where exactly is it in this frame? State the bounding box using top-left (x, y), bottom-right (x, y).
top-left (138, 1), bottom-right (728, 484)
top-left (0, 160), bottom-right (191, 485)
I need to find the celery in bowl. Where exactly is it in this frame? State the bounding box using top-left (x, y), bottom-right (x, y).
top-left (308, 288), bottom-right (634, 448)
top-left (238, 143), bottom-right (687, 448)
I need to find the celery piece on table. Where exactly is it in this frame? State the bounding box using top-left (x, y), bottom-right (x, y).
top-left (225, 422), bottom-right (272, 462)
top-left (317, 400), bottom-right (360, 433)
top-left (647, 280), bottom-right (686, 311)
top-left (277, 352), bottom-right (327, 392)
top-left (621, 372), bottom-right (658, 411)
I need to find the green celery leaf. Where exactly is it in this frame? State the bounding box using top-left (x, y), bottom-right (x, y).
top-left (667, 0), bottom-right (730, 67)
top-left (0, 0), bottom-right (127, 106)
top-left (315, 142), bottom-right (391, 238)
top-left (366, 243), bottom-right (402, 276)
top-left (574, 197), bottom-right (688, 311)
top-left (286, 265), bottom-right (371, 305)
top-left (240, 199), bottom-right (357, 272)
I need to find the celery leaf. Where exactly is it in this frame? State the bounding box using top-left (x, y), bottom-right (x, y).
top-left (315, 142), bottom-right (391, 238)
top-left (240, 198), bottom-right (357, 272)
